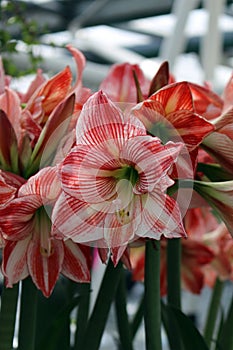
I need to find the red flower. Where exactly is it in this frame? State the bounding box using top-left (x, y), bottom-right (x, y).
top-left (0, 167), bottom-right (91, 297)
top-left (52, 91), bottom-right (186, 265)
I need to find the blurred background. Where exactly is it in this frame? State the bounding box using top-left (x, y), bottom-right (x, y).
top-left (1, 0), bottom-right (233, 92)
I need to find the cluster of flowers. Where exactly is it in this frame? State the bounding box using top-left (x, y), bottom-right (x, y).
top-left (0, 45), bottom-right (232, 297)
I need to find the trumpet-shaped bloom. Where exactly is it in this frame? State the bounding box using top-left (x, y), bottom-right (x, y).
top-left (99, 62), bottom-right (150, 103)
top-left (132, 82), bottom-right (214, 179)
top-left (52, 91), bottom-right (186, 264)
top-left (132, 82), bottom-right (214, 150)
top-left (0, 167), bottom-right (91, 297)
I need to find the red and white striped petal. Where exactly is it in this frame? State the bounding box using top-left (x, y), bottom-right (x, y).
top-left (188, 82), bottom-right (223, 117)
top-left (76, 91), bottom-right (145, 147)
top-left (27, 236), bottom-right (64, 297)
top-left (202, 131), bottom-right (233, 173)
top-left (150, 82), bottom-right (194, 114)
top-left (19, 166), bottom-right (61, 202)
top-left (121, 136), bottom-right (182, 193)
top-left (0, 195), bottom-right (41, 240)
top-left (60, 144), bottom-right (119, 202)
top-left (62, 240), bottom-right (91, 282)
top-left (139, 191), bottom-right (187, 239)
top-left (51, 192), bottom-right (107, 243)
top-left (2, 237), bottom-right (30, 287)
top-left (103, 195), bottom-right (142, 250)
top-left (0, 170), bottom-right (24, 206)
top-left (166, 110), bottom-right (214, 149)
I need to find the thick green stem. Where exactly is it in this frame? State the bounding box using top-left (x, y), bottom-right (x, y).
top-left (217, 289), bottom-right (233, 350)
top-left (167, 238), bottom-right (181, 309)
top-left (115, 268), bottom-right (133, 350)
top-left (80, 259), bottom-right (122, 350)
top-left (166, 238), bottom-right (183, 350)
top-left (130, 293), bottom-right (144, 339)
top-left (0, 283), bottom-right (19, 350)
top-left (204, 278), bottom-right (224, 348)
top-left (144, 240), bottom-right (162, 350)
top-left (18, 277), bottom-right (38, 350)
top-left (74, 283), bottom-right (91, 349)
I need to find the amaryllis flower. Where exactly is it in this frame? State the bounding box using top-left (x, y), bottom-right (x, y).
top-left (99, 62), bottom-right (150, 104)
top-left (132, 82), bottom-right (214, 150)
top-left (132, 82), bottom-right (214, 178)
top-left (184, 207), bottom-right (219, 239)
top-left (52, 91), bottom-right (186, 265)
top-left (0, 167), bottom-right (91, 297)
top-left (189, 77), bottom-right (233, 174)
top-left (203, 223), bottom-right (233, 287)
top-left (23, 45), bottom-right (91, 126)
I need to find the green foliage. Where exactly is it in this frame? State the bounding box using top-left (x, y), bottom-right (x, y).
top-left (0, 0), bottom-right (45, 76)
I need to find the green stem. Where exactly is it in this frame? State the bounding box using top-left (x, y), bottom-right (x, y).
top-left (166, 238), bottom-right (183, 350)
top-left (217, 289), bottom-right (233, 350)
top-left (18, 277), bottom-right (38, 350)
top-left (204, 278), bottom-right (224, 348)
top-left (74, 283), bottom-right (91, 349)
top-left (80, 259), bottom-right (122, 350)
top-left (167, 238), bottom-right (181, 309)
top-left (0, 283), bottom-right (19, 350)
top-left (115, 268), bottom-right (133, 350)
top-left (130, 293), bottom-right (144, 339)
top-left (144, 240), bottom-right (162, 350)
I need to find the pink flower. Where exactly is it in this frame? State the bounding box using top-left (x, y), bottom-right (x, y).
top-left (99, 62), bottom-right (150, 103)
top-left (0, 167), bottom-right (91, 297)
top-left (52, 91), bottom-right (186, 265)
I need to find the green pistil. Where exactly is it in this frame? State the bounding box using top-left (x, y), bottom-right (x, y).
top-left (114, 166), bottom-right (139, 186)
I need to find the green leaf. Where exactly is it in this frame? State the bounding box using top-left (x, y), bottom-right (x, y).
top-left (161, 301), bottom-right (209, 350)
top-left (197, 163), bottom-right (232, 181)
top-left (35, 278), bottom-right (80, 350)
top-left (217, 292), bottom-right (233, 350)
top-left (0, 284), bottom-right (19, 350)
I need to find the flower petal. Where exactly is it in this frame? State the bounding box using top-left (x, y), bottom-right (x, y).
top-left (19, 166), bottom-right (61, 202)
top-left (0, 195), bottom-right (41, 240)
top-left (76, 91), bottom-right (146, 147)
top-left (27, 236), bottom-right (64, 297)
top-left (202, 131), bottom-right (233, 173)
top-left (62, 240), bottom-right (91, 282)
top-left (2, 237), bottom-right (30, 286)
top-left (139, 191), bottom-right (187, 239)
top-left (150, 82), bottom-right (194, 113)
top-left (0, 170), bottom-right (25, 207)
top-left (60, 144), bottom-right (119, 203)
top-left (51, 192), bottom-right (106, 243)
top-left (121, 136), bottom-right (183, 192)
top-left (99, 62), bottom-right (150, 103)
